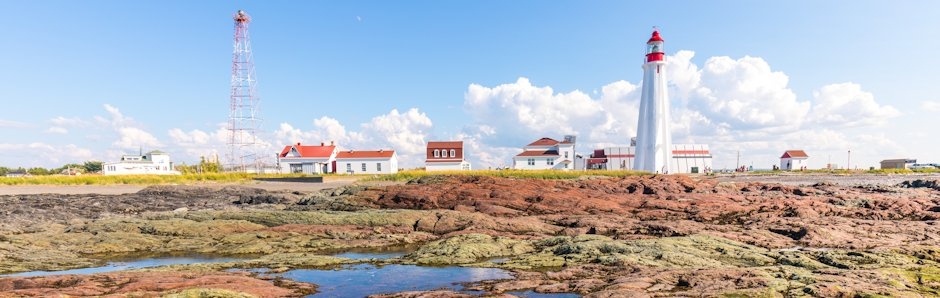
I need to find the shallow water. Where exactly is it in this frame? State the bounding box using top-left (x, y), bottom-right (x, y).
top-left (506, 290), bottom-right (581, 297)
top-left (282, 263), bottom-right (513, 297)
top-left (2, 256), bottom-right (243, 278)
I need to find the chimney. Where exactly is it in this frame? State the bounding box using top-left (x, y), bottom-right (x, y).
top-left (330, 140), bottom-right (334, 146)
top-left (296, 142), bottom-right (301, 146)
top-left (321, 142), bottom-right (324, 146)
top-left (379, 149), bottom-right (384, 152)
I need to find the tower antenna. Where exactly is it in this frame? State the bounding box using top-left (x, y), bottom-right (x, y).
top-left (227, 9), bottom-right (263, 172)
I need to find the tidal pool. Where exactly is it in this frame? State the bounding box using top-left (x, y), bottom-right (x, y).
top-left (281, 263), bottom-right (513, 296)
top-left (2, 256), bottom-right (243, 278)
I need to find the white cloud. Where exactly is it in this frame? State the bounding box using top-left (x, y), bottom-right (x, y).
top-left (112, 127), bottom-right (162, 150)
top-left (675, 53), bottom-right (810, 132)
top-left (0, 143), bottom-right (93, 167)
top-left (809, 83), bottom-right (900, 127)
top-left (0, 120), bottom-right (31, 128)
top-left (44, 126), bottom-right (68, 134)
top-left (464, 77), bottom-right (637, 148)
top-left (922, 101), bottom-right (940, 112)
top-left (361, 108), bottom-right (432, 155)
top-left (50, 116), bottom-right (90, 127)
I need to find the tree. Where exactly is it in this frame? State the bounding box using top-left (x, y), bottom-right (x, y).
top-left (27, 167), bottom-right (51, 175)
top-left (83, 161), bottom-right (103, 173)
top-left (199, 156), bottom-right (222, 173)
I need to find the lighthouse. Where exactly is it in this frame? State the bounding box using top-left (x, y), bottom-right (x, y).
top-left (634, 29), bottom-right (673, 173)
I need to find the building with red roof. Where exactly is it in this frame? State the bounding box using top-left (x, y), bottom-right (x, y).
top-left (335, 149), bottom-right (398, 174)
top-left (584, 143), bottom-right (713, 174)
top-left (780, 150), bottom-right (809, 171)
top-left (425, 141), bottom-right (471, 171)
top-left (512, 136), bottom-right (577, 170)
top-left (276, 142), bottom-right (338, 174)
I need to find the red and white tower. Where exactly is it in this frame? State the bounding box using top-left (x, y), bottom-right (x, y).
top-left (227, 10), bottom-right (263, 171)
top-left (634, 29), bottom-right (673, 173)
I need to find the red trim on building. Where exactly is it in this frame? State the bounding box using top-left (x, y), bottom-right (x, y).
top-left (336, 150), bottom-right (395, 159)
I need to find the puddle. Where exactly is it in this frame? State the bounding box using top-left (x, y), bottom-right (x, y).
top-left (281, 263), bottom-right (513, 297)
top-left (2, 256), bottom-right (244, 278)
top-left (506, 290), bottom-right (581, 297)
top-left (332, 251), bottom-right (407, 260)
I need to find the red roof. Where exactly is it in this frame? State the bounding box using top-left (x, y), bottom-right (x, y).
top-left (336, 150), bottom-right (395, 159)
top-left (648, 30), bottom-right (663, 43)
top-left (427, 141), bottom-right (463, 149)
top-left (527, 138), bottom-right (559, 147)
top-left (781, 150), bottom-right (809, 159)
top-left (515, 150), bottom-right (559, 157)
top-left (279, 143), bottom-right (335, 158)
top-left (426, 141), bottom-right (465, 161)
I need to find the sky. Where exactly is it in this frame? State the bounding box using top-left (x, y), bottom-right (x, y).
top-left (2, 1), bottom-right (939, 170)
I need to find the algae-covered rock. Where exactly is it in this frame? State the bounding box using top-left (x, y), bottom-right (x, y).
top-left (405, 233), bottom-right (535, 265)
top-left (161, 288), bottom-right (255, 298)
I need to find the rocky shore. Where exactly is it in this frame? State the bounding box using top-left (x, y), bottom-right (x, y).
top-left (1, 174), bottom-right (939, 297)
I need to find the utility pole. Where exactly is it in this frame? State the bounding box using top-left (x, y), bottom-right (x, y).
top-left (736, 150), bottom-right (740, 170)
top-left (847, 149), bottom-right (851, 170)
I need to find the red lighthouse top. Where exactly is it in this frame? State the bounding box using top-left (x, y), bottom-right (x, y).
top-left (645, 29), bottom-right (665, 63)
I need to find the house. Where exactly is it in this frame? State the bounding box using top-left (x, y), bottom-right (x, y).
top-left (103, 150), bottom-right (181, 175)
top-left (588, 144), bottom-right (712, 174)
top-left (425, 141), bottom-right (471, 171)
top-left (335, 149), bottom-right (398, 174)
top-left (277, 142), bottom-right (337, 174)
top-left (512, 136), bottom-right (576, 170)
top-left (780, 150), bottom-right (809, 171)
top-left (880, 158), bottom-right (916, 169)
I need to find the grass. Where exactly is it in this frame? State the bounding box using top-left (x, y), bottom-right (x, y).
top-left (365, 169), bottom-right (648, 182)
top-left (0, 172), bottom-right (316, 186)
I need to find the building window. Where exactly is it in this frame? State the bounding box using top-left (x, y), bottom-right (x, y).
top-left (450, 149), bottom-right (456, 158)
top-left (527, 158), bottom-right (535, 166)
top-left (564, 152), bottom-right (568, 158)
top-left (434, 149), bottom-right (440, 158)
top-left (547, 159), bottom-right (554, 165)
top-left (377, 163), bottom-right (382, 172)
top-left (361, 163), bottom-right (366, 172)
top-left (290, 164), bottom-right (303, 173)
top-left (346, 163), bottom-right (352, 173)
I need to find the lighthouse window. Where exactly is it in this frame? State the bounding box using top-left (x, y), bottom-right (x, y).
top-left (647, 43), bottom-right (661, 54)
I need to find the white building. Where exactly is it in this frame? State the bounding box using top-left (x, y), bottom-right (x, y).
top-left (425, 141), bottom-right (471, 171)
top-left (103, 150), bottom-right (181, 175)
top-left (634, 29), bottom-right (673, 174)
top-left (277, 142), bottom-right (337, 174)
top-left (780, 150), bottom-right (809, 171)
top-left (512, 136), bottom-right (576, 170)
top-left (587, 144), bottom-right (713, 174)
top-left (336, 150), bottom-right (398, 174)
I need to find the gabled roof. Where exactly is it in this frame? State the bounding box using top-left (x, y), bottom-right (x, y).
top-left (279, 143), bottom-right (336, 158)
top-left (515, 150), bottom-right (559, 157)
top-left (527, 138), bottom-right (560, 147)
top-left (427, 141), bottom-right (463, 149)
top-left (336, 150), bottom-right (395, 159)
top-left (781, 150), bottom-right (809, 159)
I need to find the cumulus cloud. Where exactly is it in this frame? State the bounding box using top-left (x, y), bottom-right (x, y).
top-left (361, 108), bottom-right (432, 155)
top-left (809, 83), bottom-right (900, 127)
top-left (112, 127), bottom-right (162, 149)
top-left (464, 77), bottom-right (639, 148)
top-left (0, 142), bottom-right (93, 167)
top-left (922, 101), bottom-right (940, 112)
top-left (689, 56), bottom-right (810, 130)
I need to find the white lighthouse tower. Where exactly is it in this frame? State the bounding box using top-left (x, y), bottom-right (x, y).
top-left (634, 29), bottom-right (673, 173)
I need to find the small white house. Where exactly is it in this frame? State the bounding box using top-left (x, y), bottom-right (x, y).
top-left (780, 150), bottom-right (809, 171)
top-left (336, 150), bottom-right (398, 174)
top-left (277, 142), bottom-right (337, 174)
top-left (512, 136), bottom-right (576, 170)
top-left (103, 150), bottom-right (181, 175)
top-left (425, 141), bottom-right (471, 171)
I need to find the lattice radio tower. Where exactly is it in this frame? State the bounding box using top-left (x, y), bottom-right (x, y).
top-left (227, 10), bottom-right (263, 171)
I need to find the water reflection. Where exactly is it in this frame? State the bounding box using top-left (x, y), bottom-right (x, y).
top-left (282, 264), bottom-right (512, 297)
top-left (2, 256), bottom-right (243, 278)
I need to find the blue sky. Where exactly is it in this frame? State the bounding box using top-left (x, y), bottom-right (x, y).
top-left (2, 1), bottom-right (938, 170)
